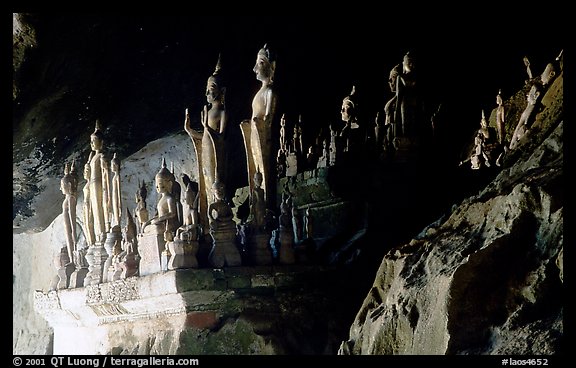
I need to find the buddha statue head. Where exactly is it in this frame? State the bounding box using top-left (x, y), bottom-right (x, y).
top-left (60, 163), bottom-right (74, 196)
top-left (402, 51), bottom-right (415, 74)
top-left (254, 169), bottom-right (263, 189)
top-left (90, 120), bottom-right (104, 152)
top-left (212, 180), bottom-right (226, 202)
top-left (341, 86), bottom-right (357, 123)
top-left (206, 54), bottom-right (225, 105)
top-left (496, 89), bottom-right (503, 106)
top-left (254, 43), bottom-right (276, 83)
top-left (155, 158), bottom-right (174, 195)
top-left (111, 153), bottom-right (120, 174)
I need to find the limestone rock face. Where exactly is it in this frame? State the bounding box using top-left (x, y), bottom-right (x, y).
top-left (340, 73), bottom-right (563, 355)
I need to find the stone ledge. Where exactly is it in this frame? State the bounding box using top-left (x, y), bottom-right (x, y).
top-left (34, 265), bottom-right (334, 328)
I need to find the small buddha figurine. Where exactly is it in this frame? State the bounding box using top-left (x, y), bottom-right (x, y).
top-left (134, 179), bottom-right (149, 232)
top-left (175, 181), bottom-right (200, 241)
top-left (208, 180), bottom-right (235, 232)
top-left (142, 158), bottom-right (178, 237)
top-left (496, 90), bottom-right (506, 146)
top-left (181, 174), bottom-right (199, 226)
top-left (279, 113), bottom-right (287, 152)
top-left (248, 170), bottom-right (267, 230)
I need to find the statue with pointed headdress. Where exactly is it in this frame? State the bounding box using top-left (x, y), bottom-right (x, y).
top-left (89, 120), bottom-right (107, 243)
top-left (184, 54), bottom-right (228, 233)
top-left (240, 44), bottom-right (278, 211)
top-left (142, 157), bottom-right (178, 237)
top-left (60, 161), bottom-right (78, 263)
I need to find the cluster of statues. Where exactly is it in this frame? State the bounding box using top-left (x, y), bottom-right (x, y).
top-left (55, 45), bottom-right (562, 288)
top-left (460, 50), bottom-right (562, 170)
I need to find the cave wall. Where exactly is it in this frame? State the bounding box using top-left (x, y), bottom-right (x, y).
top-left (340, 72), bottom-right (563, 355)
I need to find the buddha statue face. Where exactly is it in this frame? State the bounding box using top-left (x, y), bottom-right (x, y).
top-left (253, 46), bottom-right (274, 83)
top-left (155, 175), bottom-right (173, 195)
top-left (403, 53), bottom-right (415, 73)
top-left (254, 172), bottom-right (263, 188)
top-left (341, 100), bottom-right (354, 122)
top-left (205, 77), bottom-right (222, 104)
top-left (212, 182), bottom-right (226, 201)
top-left (90, 134), bottom-right (103, 152)
top-left (496, 93), bottom-right (503, 106)
top-left (480, 116), bottom-right (488, 129)
top-left (60, 176), bottom-right (72, 195)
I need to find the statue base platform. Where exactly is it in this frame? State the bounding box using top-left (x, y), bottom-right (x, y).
top-left (120, 252), bottom-right (140, 279)
top-left (69, 267), bottom-right (88, 288)
top-left (34, 265), bottom-right (340, 355)
top-left (247, 232), bottom-right (272, 266)
top-left (138, 233), bottom-right (166, 276)
top-left (168, 239), bottom-right (199, 269)
top-left (52, 246), bottom-right (75, 290)
top-left (85, 243), bottom-right (110, 286)
top-left (278, 228), bottom-right (295, 265)
top-left (209, 228), bottom-right (241, 268)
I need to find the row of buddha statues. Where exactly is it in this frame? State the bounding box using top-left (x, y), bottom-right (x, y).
top-left (53, 44), bottom-right (563, 289)
top-left (460, 50), bottom-right (562, 170)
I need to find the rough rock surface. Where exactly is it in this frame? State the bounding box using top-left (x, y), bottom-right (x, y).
top-left (340, 72), bottom-right (563, 355)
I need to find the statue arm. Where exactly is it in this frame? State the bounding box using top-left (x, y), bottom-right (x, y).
top-left (264, 88), bottom-right (277, 125)
top-left (184, 108), bottom-right (202, 140)
top-left (219, 110), bottom-right (228, 135)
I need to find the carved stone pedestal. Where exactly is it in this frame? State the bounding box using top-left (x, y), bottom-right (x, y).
top-left (392, 137), bottom-right (419, 163)
top-left (103, 228), bottom-right (122, 283)
top-left (120, 252), bottom-right (140, 279)
top-left (84, 242), bottom-right (109, 286)
top-left (69, 248), bottom-right (89, 288)
top-left (52, 246), bottom-right (75, 290)
top-left (209, 228), bottom-right (241, 268)
top-left (247, 232), bottom-right (273, 266)
top-left (138, 233), bottom-right (166, 276)
top-left (278, 228), bottom-right (295, 265)
top-left (168, 239), bottom-right (199, 269)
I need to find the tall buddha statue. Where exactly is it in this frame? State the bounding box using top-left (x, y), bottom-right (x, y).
top-left (88, 120), bottom-right (107, 242)
top-left (60, 162), bottom-right (78, 263)
top-left (82, 152), bottom-right (95, 245)
top-left (184, 54), bottom-right (228, 231)
top-left (240, 44), bottom-right (278, 209)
